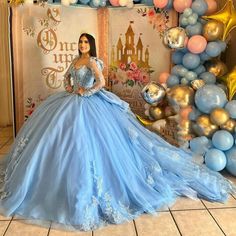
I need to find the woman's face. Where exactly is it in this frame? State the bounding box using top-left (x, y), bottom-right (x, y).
top-left (79, 36), bottom-right (90, 55)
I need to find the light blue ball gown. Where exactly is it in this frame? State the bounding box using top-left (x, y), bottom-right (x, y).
top-left (0, 57), bottom-right (235, 231)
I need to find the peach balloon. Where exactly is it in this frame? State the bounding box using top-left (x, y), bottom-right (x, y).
top-left (109, 0), bottom-right (120, 6)
top-left (173, 0), bottom-right (193, 13)
top-left (153, 0), bottom-right (168, 8)
top-left (187, 35), bottom-right (207, 54)
top-left (158, 72), bottom-right (170, 84)
top-left (205, 0), bottom-right (218, 15)
top-left (180, 106), bottom-right (193, 120)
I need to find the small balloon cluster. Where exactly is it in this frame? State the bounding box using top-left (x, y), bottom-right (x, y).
top-left (141, 0), bottom-right (236, 176)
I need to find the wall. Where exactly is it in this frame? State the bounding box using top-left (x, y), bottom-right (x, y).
top-left (0, 1), bottom-right (13, 127)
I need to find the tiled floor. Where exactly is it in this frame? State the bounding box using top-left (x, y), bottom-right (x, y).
top-left (0, 126), bottom-right (236, 236)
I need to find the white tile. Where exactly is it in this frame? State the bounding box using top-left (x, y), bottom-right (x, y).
top-left (170, 197), bottom-right (205, 211)
top-left (49, 228), bottom-right (92, 236)
top-left (202, 195), bottom-right (236, 209)
top-left (94, 221), bottom-right (136, 236)
top-left (135, 212), bottom-right (180, 236)
top-left (5, 220), bottom-right (49, 236)
top-left (172, 210), bottom-right (224, 236)
top-left (0, 220), bottom-right (10, 235)
top-left (210, 208), bottom-right (236, 236)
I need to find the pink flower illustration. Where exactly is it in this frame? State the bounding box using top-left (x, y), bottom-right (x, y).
top-left (130, 62), bottom-right (138, 71)
top-left (148, 9), bottom-right (155, 18)
top-left (119, 63), bottom-right (126, 70)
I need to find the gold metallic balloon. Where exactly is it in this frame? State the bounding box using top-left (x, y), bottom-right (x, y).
top-left (191, 79), bottom-right (205, 90)
top-left (210, 108), bottom-right (230, 126)
top-left (163, 27), bottom-right (188, 49)
top-left (167, 85), bottom-right (195, 109)
top-left (164, 106), bottom-right (176, 117)
top-left (203, 20), bottom-right (224, 41)
top-left (219, 66), bottom-right (236, 100)
top-left (193, 115), bottom-right (218, 138)
top-left (205, 59), bottom-right (228, 77)
top-left (149, 106), bottom-right (165, 121)
top-left (177, 120), bottom-right (194, 142)
top-left (220, 119), bottom-right (236, 133)
top-left (8, 0), bottom-right (24, 4)
top-left (202, 0), bottom-right (236, 40)
top-left (136, 114), bottom-right (154, 126)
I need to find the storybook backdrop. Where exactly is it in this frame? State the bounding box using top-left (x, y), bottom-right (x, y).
top-left (11, 3), bottom-right (177, 132)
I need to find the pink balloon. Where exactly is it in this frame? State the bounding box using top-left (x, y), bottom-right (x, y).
top-left (180, 106), bottom-right (193, 120)
top-left (158, 72), bottom-right (170, 84)
top-left (109, 0), bottom-right (120, 6)
top-left (153, 0), bottom-right (168, 8)
top-left (173, 0), bottom-right (192, 13)
top-left (205, 0), bottom-right (218, 15)
top-left (187, 35), bottom-right (207, 54)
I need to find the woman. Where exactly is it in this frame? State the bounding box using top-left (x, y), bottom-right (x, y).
top-left (0, 33), bottom-right (235, 231)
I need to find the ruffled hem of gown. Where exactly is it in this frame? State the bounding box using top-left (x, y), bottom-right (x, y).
top-left (0, 89), bottom-right (236, 231)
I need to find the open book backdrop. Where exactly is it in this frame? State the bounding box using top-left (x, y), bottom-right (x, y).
top-left (11, 3), bottom-right (176, 133)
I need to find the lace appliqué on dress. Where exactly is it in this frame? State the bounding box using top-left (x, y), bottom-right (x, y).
top-left (0, 136), bottom-right (29, 200)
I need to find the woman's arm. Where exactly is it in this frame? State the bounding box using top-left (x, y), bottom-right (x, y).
top-left (63, 60), bottom-right (75, 93)
top-left (82, 58), bottom-right (106, 97)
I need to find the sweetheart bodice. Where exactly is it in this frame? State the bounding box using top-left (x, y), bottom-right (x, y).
top-left (65, 57), bottom-right (104, 91)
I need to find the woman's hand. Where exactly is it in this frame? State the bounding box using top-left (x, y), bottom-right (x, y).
top-left (65, 85), bottom-right (73, 93)
top-left (76, 87), bottom-right (86, 96)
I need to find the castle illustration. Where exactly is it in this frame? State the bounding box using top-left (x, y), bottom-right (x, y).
top-left (111, 22), bottom-right (151, 68)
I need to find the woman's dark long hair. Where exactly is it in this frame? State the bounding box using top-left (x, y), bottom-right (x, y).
top-left (78, 33), bottom-right (97, 57)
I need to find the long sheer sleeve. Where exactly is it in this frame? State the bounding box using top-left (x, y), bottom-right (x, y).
top-left (82, 58), bottom-right (105, 97)
top-left (63, 58), bottom-right (77, 89)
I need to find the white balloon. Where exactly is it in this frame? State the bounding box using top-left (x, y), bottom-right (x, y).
top-left (61, 0), bottom-right (71, 6)
top-left (144, 110), bottom-right (150, 117)
top-left (152, 119), bottom-right (166, 130)
top-left (126, 1), bottom-right (134, 8)
top-left (119, 0), bottom-right (128, 6)
top-left (24, 0), bottom-right (34, 3)
top-left (144, 103), bottom-right (151, 110)
top-left (192, 154), bottom-right (204, 165)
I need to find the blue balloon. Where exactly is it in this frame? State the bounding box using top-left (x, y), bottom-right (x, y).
top-left (141, 0), bottom-right (153, 5)
top-left (167, 75), bottom-right (179, 87)
top-left (193, 65), bottom-right (206, 75)
top-left (205, 149), bottom-right (227, 171)
top-left (188, 14), bottom-right (198, 25)
top-left (199, 72), bottom-right (216, 84)
top-left (212, 130), bottom-right (234, 151)
top-left (195, 85), bottom-right (227, 113)
top-left (181, 77), bottom-right (189, 85)
top-left (186, 22), bottom-right (203, 36)
top-left (165, 0), bottom-right (173, 9)
top-left (191, 0), bottom-right (208, 16)
top-left (189, 106), bottom-right (202, 121)
top-left (190, 136), bottom-right (210, 155)
top-left (80, 0), bottom-right (90, 4)
top-left (225, 101), bottom-right (236, 119)
top-left (171, 65), bottom-right (188, 77)
top-left (216, 40), bottom-right (227, 52)
top-left (182, 53), bottom-right (201, 70)
top-left (172, 51), bottom-right (184, 64)
top-left (225, 146), bottom-right (236, 176)
top-left (183, 8), bottom-right (193, 17)
top-left (186, 71), bottom-right (198, 81)
top-left (200, 52), bottom-right (211, 61)
top-left (179, 15), bottom-right (189, 27)
top-left (205, 42), bottom-right (222, 57)
top-left (100, 0), bottom-right (107, 6)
